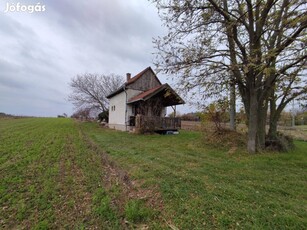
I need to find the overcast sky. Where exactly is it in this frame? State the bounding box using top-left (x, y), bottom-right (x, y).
top-left (0, 0), bottom-right (191, 117)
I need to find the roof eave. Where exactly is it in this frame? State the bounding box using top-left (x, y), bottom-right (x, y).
top-left (106, 85), bottom-right (126, 99)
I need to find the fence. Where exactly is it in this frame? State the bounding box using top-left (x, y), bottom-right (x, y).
top-left (131, 115), bottom-right (181, 133)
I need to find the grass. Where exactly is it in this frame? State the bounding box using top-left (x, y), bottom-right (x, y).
top-left (0, 118), bottom-right (121, 229)
top-left (1, 117), bottom-right (306, 229)
top-left (81, 122), bottom-right (307, 229)
top-left (125, 199), bottom-right (153, 223)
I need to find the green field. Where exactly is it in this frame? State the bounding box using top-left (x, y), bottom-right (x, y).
top-left (1, 118), bottom-right (306, 229)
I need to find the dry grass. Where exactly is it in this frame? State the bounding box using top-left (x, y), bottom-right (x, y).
top-left (278, 126), bottom-right (307, 141)
top-left (201, 124), bottom-right (247, 150)
top-left (181, 120), bottom-right (202, 131)
top-left (182, 120), bottom-right (307, 142)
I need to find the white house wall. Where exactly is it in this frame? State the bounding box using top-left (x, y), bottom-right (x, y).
top-left (108, 88), bottom-right (142, 131)
top-left (108, 91), bottom-right (126, 131)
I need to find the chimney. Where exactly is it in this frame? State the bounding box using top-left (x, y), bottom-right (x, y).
top-left (126, 73), bottom-right (131, 82)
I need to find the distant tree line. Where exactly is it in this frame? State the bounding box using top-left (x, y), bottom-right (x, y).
top-left (178, 107), bottom-right (307, 127)
top-left (0, 112), bottom-right (32, 119)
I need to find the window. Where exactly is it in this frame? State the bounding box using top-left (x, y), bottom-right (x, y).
top-left (111, 105), bottom-right (116, 111)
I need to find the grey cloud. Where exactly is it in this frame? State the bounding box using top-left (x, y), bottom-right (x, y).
top-left (43, 0), bottom-right (161, 64)
top-left (0, 58), bottom-right (26, 89)
top-left (0, 76), bottom-right (26, 90)
top-left (0, 0), bottom-right (176, 117)
top-left (0, 13), bottom-right (34, 38)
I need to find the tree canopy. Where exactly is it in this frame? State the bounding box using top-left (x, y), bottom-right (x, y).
top-left (152, 0), bottom-right (307, 153)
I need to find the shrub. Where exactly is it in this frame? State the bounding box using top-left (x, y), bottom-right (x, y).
top-left (265, 132), bottom-right (294, 152)
top-left (98, 110), bottom-right (109, 122)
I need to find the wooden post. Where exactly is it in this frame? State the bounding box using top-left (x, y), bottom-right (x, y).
top-left (171, 105), bottom-right (176, 118)
top-left (135, 114), bottom-right (142, 133)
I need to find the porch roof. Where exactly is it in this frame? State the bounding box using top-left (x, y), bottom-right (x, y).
top-left (127, 84), bottom-right (185, 106)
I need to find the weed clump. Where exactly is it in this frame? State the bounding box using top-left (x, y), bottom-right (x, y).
top-left (124, 200), bottom-right (152, 223)
top-left (265, 132), bottom-right (294, 152)
top-left (202, 125), bottom-right (246, 149)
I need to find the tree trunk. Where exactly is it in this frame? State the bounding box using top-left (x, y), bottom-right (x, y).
top-left (268, 116), bottom-right (278, 139)
top-left (268, 100), bottom-right (286, 140)
top-left (257, 100), bottom-right (268, 150)
top-left (229, 80), bottom-right (236, 130)
top-left (247, 91), bottom-right (258, 153)
top-left (268, 93), bottom-right (278, 139)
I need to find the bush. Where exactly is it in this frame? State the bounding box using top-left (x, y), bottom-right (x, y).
top-left (98, 110), bottom-right (109, 122)
top-left (265, 132), bottom-right (294, 152)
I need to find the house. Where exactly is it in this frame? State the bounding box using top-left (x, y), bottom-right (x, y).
top-left (106, 67), bottom-right (185, 132)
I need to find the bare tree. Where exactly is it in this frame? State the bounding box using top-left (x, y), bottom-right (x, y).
top-left (68, 73), bottom-right (124, 114)
top-left (70, 107), bottom-right (91, 120)
top-left (152, 0), bottom-right (307, 153)
top-left (268, 65), bottom-right (307, 139)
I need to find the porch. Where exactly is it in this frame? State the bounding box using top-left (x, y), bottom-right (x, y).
top-left (129, 115), bottom-right (181, 133)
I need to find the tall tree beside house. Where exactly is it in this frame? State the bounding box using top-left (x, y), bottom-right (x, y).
top-left (152, 0), bottom-right (307, 153)
top-left (68, 73), bottom-right (124, 116)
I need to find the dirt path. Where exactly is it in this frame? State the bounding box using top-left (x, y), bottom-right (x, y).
top-left (78, 124), bottom-right (165, 228)
top-left (52, 134), bottom-right (93, 228)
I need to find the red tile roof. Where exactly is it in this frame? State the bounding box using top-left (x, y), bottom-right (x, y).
top-left (128, 85), bottom-right (163, 103)
top-left (128, 83), bottom-right (185, 106)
